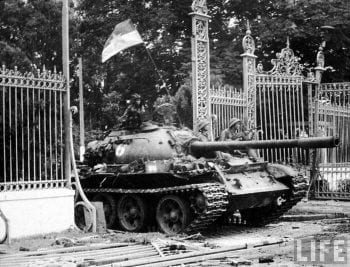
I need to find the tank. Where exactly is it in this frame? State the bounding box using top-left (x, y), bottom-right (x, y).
top-left (80, 123), bottom-right (339, 234)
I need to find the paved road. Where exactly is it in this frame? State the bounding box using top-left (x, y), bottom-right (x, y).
top-left (1, 200), bottom-right (350, 266)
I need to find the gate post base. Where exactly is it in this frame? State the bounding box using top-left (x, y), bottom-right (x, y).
top-left (0, 188), bottom-right (75, 240)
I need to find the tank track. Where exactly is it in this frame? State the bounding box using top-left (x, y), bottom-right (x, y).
top-left (237, 173), bottom-right (308, 226)
top-left (84, 182), bottom-right (228, 233)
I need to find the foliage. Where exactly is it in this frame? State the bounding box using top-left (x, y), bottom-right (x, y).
top-left (1, 0), bottom-right (350, 132)
top-left (75, 0), bottom-right (192, 127)
top-left (100, 91), bottom-right (124, 129)
top-left (0, 0), bottom-right (74, 71)
top-left (232, 0), bottom-right (350, 81)
top-left (173, 83), bottom-right (193, 128)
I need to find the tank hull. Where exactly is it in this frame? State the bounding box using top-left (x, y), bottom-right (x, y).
top-left (79, 164), bottom-right (301, 233)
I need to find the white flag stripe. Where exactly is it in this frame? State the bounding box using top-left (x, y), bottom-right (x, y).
top-left (102, 30), bottom-right (143, 63)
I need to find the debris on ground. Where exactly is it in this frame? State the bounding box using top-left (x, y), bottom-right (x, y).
top-left (52, 237), bottom-right (76, 247)
top-left (177, 233), bottom-right (204, 241)
top-left (258, 255), bottom-right (274, 263)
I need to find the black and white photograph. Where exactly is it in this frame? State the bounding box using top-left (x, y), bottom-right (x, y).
top-left (0, 0), bottom-right (350, 266)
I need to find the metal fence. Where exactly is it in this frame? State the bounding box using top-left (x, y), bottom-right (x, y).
top-left (203, 23), bottom-right (350, 200)
top-left (209, 84), bottom-right (246, 139)
top-left (311, 82), bottom-right (350, 199)
top-left (0, 66), bottom-right (67, 191)
top-left (256, 74), bottom-right (308, 164)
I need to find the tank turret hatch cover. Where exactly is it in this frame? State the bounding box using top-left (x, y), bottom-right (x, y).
top-left (140, 122), bottom-right (160, 132)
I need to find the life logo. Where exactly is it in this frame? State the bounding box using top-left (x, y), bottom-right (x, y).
top-left (115, 144), bottom-right (127, 157)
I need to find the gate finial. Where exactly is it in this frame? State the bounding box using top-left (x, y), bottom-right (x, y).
top-left (191, 0), bottom-right (208, 14)
top-left (316, 44), bottom-right (325, 68)
top-left (242, 20), bottom-right (255, 54)
top-left (246, 20), bottom-right (251, 35)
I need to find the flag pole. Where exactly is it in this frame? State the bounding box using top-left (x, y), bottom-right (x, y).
top-left (62, 0), bottom-right (71, 186)
top-left (78, 57), bottom-right (85, 162)
top-left (143, 44), bottom-right (170, 96)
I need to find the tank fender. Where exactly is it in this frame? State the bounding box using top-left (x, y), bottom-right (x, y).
top-left (266, 163), bottom-right (297, 178)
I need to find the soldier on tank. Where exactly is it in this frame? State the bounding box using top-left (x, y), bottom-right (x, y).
top-left (196, 120), bottom-right (210, 142)
top-left (220, 118), bottom-right (257, 159)
top-left (220, 118), bottom-right (246, 141)
top-left (121, 93), bottom-right (145, 129)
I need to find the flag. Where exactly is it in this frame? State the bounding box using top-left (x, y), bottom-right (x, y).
top-left (102, 19), bottom-right (143, 63)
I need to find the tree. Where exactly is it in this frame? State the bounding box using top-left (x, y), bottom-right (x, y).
top-left (231, 0), bottom-right (350, 82)
top-left (0, 0), bottom-right (75, 72)
top-left (2, 0), bottom-right (349, 131)
top-left (75, 0), bottom-right (189, 127)
top-left (173, 83), bottom-right (193, 127)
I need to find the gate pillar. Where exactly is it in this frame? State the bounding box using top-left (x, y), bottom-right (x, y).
top-left (313, 45), bottom-right (325, 139)
top-left (313, 45), bottom-right (325, 161)
top-left (190, 0), bottom-right (211, 135)
top-left (241, 22), bottom-right (257, 130)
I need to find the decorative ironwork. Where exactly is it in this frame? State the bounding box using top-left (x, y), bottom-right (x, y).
top-left (242, 21), bottom-right (255, 55)
top-left (253, 37), bottom-right (306, 163)
top-left (256, 74), bottom-right (305, 163)
top-left (196, 41), bottom-right (209, 119)
top-left (246, 58), bottom-right (256, 131)
top-left (305, 69), bottom-right (317, 83)
top-left (241, 21), bottom-right (257, 135)
top-left (309, 81), bottom-right (350, 200)
top-left (316, 45), bottom-right (325, 68)
top-left (191, 0), bottom-right (211, 132)
top-left (256, 62), bottom-right (264, 74)
top-left (191, 0), bottom-right (208, 14)
top-left (0, 65), bottom-right (66, 191)
top-left (196, 20), bottom-right (208, 40)
top-left (268, 37), bottom-right (303, 76)
top-left (209, 84), bottom-right (246, 138)
top-left (0, 65), bottom-right (65, 90)
top-left (320, 82), bottom-right (350, 92)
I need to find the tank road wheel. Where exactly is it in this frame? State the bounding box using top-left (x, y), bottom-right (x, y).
top-left (117, 195), bottom-right (147, 232)
top-left (92, 193), bottom-right (117, 228)
top-left (156, 195), bottom-right (191, 235)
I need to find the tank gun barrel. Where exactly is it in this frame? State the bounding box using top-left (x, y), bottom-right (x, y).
top-left (190, 136), bottom-right (339, 157)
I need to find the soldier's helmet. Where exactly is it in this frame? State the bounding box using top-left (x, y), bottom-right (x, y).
top-left (229, 118), bottom-right (242, 129)
top-left (197, 120), bottom-right (209, 132)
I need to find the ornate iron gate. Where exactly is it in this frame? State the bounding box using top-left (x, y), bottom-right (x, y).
top-left (209, 84), bottom-right (246, 139)
top-left (0, 66), bottom-right (67, 191)
top-left (255, 67), bottom-right (307, 164)
top-left (311, 82), bottom-right (350, 199)
top-left (241, 29), bottom-right (309, 164)
top-left (190, 8), bottom-right (350, 199)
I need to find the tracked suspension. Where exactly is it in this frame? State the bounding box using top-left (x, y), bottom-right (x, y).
top-left (82, 174), bottom-right (308, 231)
top-left (84, 182), bottom-right (229, 233)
